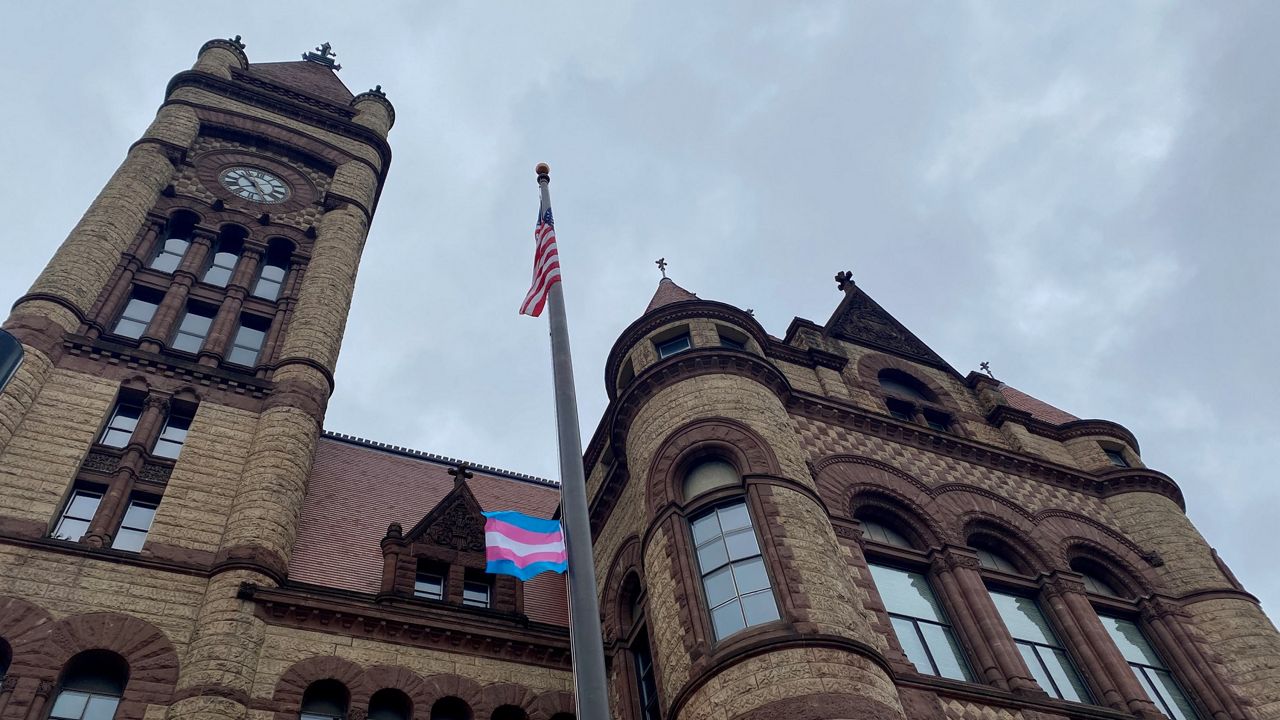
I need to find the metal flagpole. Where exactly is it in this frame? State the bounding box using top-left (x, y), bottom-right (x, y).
top-left (536, 163), bottom-right (610, 720)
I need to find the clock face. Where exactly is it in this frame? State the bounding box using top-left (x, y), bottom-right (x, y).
top-left (219, 167), bottom-right (290, 204)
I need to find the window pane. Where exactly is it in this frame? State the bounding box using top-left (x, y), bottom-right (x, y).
top-left (657, 334), bottom-right (691, 358)
top-left (66, 492), bottom-right (103, 520)
top-left (113, 318), bottom-right (146, 339)
top-left (891, 616), bottom-right (932, 674)
top-left (83, 694), bottom-right (119, 720)
top-left (112, 528), bottom-right (148, 552)
top-left (228, 346), bottom-right (258, 367)
top-left (919, 622), bottom-right (971, 681)
top-left (1151, 669), bottom-right (1198, 720)
top-left (121, 502), bottom-right (156, 531)
top-left (710, 598), bottom-right (746, 639)
top-left (723, 528), bottom-right (759, 561)
top-left (415, 574), bottom-right (443, 600)
top-left (152, 439), bottom-right (180, 460)
top-left (690, 513), bottom-right (721, 545)
top-left (976, 548), bottom-right (1019, 573)
top-left (1018, 643), bottom-right (1056, 696)
top-left (110, 405), bottom-right (141, 432)
top-left (54, 517), bottom-right (91, 542)
top-left (1043, 648), bottom-right (1089, 702)
top-left (868, 565), bottom-right (945, 622)
top-left (702, 565), bottom-right (736, 608)
top-left (717, 503), bottom-right (751, 532)
top-left (100, 428), bottom-right (132, 447)
top-left (989, 592), bottom-right (1056, 645)
top-left (740, 589), bottom-right (779, 625)
top-left (1099, 615), bottom-right (1164, 667)
top-left (50, 690), bottom-right (90, 718)
top-left (731, 558), bottom-right (770, 595)
top-left (696, 538), bottom-right (728, 572)
top-left (463, 581), bottom-right (490, 607)
top-left (116, 296), bottom-right (159, 339)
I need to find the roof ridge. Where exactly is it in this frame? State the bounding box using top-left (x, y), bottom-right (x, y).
top-left (320, 430), bottom-right (560, 488)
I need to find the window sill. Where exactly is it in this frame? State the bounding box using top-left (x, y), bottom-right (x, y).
top-left (896, 674), bottom-right (1130, 720)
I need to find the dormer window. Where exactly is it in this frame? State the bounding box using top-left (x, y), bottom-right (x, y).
top-left (656, 333), bottom-right (692, 359)
top-left (462, 572), bottom-right (492, 608)
top-left (414, 561), bottom-right (446, 601)
top-left (1104, 448), bottom-right (1129, 468)
top-left (878, 370), bottom-right (934, 403)
top-left (877, 370), bottom-right (953, 433)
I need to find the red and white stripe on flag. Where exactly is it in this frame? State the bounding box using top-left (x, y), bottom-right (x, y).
top-left (519, 206), bottom-right (560, 317)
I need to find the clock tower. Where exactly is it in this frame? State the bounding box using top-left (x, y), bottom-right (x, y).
top-left (0, 37), bottom-right (393, 720)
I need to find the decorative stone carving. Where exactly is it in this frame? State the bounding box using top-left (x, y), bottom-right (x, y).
top-left (82, 451), bottom-right (120, 474)
top-left (424, 499), bottom-right (486, 552)
top-left (829, 285), bottom-right (948, 368)
top-left (139, 462), bottom-right (173, 485)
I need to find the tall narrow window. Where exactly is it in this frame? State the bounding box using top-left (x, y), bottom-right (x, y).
top-left (52, 489), bottom-right (102, 542)
top-left (152, 409), bottom-right (192, 460)
top-left (149, 234), bottom-right (190, 274)
top-left (99, 401), bottom-right (142, 448)
top-left (633, 627), bottom-right (661, 720)
top-left (868, 564), bottom-right (971, 681)
top-left (228, 315), bottom-right (270, 367)
top-left (112, 288), bottom-right (162, 339)
top-left (111, 498), bottom-right (157, 552)
top-left (171, 305), bottom-right (215, 354)
top-left (49, 650), bottom-right (128, 720)
top-left (414, 561), bottom-right (445, 601)
top-left (1099, 616), bottom-right (1199, 719)
top-left (988, 590), bottom-right (1091, 702)
top-left (254, 244), bottom-right (290, 300)
top-left (690, 501), bottom-right (779, 640)
top-left (202, 239), bottom-right (241, 287)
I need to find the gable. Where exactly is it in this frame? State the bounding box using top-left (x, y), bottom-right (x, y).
top-left (826, 280), bottom-right (955, 373)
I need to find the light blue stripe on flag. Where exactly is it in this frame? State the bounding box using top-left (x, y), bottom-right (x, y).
top-left (482, 510), bottom-right (562, 534)
top-left (487, 557), bottom-right (568, 581)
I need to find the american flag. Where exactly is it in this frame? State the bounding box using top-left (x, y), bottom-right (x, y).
top-left (519, 205), bottom-right (560, 317)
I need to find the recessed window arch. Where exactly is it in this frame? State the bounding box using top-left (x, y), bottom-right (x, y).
top-left (430, 696), bottom-right (473, 720)
top-left (876, 369), bottom-right (952, 432)
top-left (0, 637), bottom-right (11, 675)
top-left (491, 706), bottom-right (527, 720)
top-left (878, 369), bottom-right (935, 403)
top-left (149, 211), bottom-right (198, 274)
top-left (967, 531), bottom-right (1035, 575)
top-left (299, 679), bottom-right (349, 720)
top-left (368, 688), bottom-right (412, 720)
top-left (858, 518), bottom-right (913, 549)
top-left (203, 227), bottom-right (246, 287)
top-left (1069, 557), bottom-right (1133, 599)
top-left (681, 457), bottom-right (740, 501)
top-left (49, 649), bottom-right (129, 720)
top-left (254, 237), bottom-right (294, 300)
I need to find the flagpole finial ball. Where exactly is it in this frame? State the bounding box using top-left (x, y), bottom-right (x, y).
top-left (535, 162), bottom-right (551, 175)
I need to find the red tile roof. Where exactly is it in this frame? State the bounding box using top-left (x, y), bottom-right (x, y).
top-left (998, 384), bottom-right (1080, 425)
top-left (645, 278), bottom-right (699, 313)
top-left (289, 434), bottom-right (568, 626)
top-left (245, 61), bottom-right (355, 107)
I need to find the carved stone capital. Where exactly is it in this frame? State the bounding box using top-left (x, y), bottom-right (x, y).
top-left (35, 679), bottom-right (55, 697)
top-left (1, 674), bottom-right (17, 693)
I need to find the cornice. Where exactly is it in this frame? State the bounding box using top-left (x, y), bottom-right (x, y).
top-left (238, 582), bottom-right (573, 669)
top-left (63, 334), bottom-right (273, 399)
top-left (894, 675), bottom-right (1137, 720)
top-left (988, 405), bottom-right (1141, 454)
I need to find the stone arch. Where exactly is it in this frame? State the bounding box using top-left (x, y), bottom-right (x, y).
top-left (646, 417), bottom-right (782, 516)
top-left (363, 664), bottom-right (431, 717)
top-left (0, 596), bottom-right (54, 673)
top-left (814, 455), bottom-right (951, 546)
top-left (855, 353), bottom-right (963, 412)
top-left (600, 535), bottom-right (644, 642)
top-left (419, 673), bottom-right (485, 713)
top-left (31, 612), bottom-right (179, 708)
top-left (1060, 537), bottom-right (1156, 599)
top-left (473, 682), bottom-right (538, 718)
top-left (528, 689), bottom-right (574, 720)
top-left (955, 510), bottom-right (1056, 576)
top-left (272, 656), bottom-right (368, 714)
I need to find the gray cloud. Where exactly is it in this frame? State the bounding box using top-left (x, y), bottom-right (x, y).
top-left (1, 2), bottom-right (1276, 619)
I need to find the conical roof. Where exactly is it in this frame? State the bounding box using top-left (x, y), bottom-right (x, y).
top-left (645, 277), bottom-right (699, 313)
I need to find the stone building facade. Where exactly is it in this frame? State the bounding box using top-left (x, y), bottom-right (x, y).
top-left (0, 35), bottom-right (1277, 720)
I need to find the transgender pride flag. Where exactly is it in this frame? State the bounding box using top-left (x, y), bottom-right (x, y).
top-left (482, 511), bottom-right (568, 581)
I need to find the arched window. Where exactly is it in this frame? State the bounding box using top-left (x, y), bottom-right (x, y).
top-left (430, 697), bottom-right (472, 720)
top-left (299, 679), bottom-right (349, 720)
top-left (877, 370), bottom-right (951, 431)
top-left (149, 213), bottom-right (196, 274)
top-left (682, 459), bottom-right (738, 501)
top-left (987, 591), bottom-right (1090, 702)
top-left (858, 519), bottom-right (913, 549)
top-left (49, 650), bottom-right (128, 720)
top-left (867, 563), bottom-right (971, 681)
top-left (203, 230), bottom-right (245, 287)
top-left (254, 239), bottom-right (293, 300)
top-left (878, 370), bottom-right (933, 403)
top-left (368, 688), bottom-right (412, 720)
top-left (690, 501), bottom-right (779, 640)
top-left (491, 706), bottom-right (527, 720)
top-left (975, 548), bottom-right (1019, 574)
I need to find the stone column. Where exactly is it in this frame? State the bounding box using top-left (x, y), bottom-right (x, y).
top-left (946, 552), bottom-right (1042, 694)
top-left (85, 395), bottom-right (168, 547)
top-left (1039, 576), bottom-right (1130, 712)
top-left (930, 551), bottom-right (1006, 689)
top-left (87, 221), bottom-right (160, 338)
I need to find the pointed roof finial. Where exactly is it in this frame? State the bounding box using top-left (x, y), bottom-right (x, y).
top-left (447, 462), bottom-right (474, 487)
top-left (303, 42), bottom-right (341, 71)
top-left (835, 270), bottom-right (855, 293)
top-left (980, 361), bottom-right (996, 380)
top-left (656, 257), bottom-right (668, 279)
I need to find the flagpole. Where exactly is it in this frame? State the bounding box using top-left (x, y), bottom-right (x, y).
top-left (536, 163), bottom-right (610, 720)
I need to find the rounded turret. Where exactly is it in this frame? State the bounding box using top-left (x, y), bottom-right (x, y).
top-left (193, 36), bottom-right (249, 79)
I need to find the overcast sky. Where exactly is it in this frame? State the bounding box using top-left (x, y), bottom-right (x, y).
top-left (2, 3), bottom-right (1277, 619)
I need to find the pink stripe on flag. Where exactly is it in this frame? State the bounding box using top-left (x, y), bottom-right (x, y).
top-left (486, 518), bottom-right (563, 546)
top-left (487, 545), bottom-right (568, 566)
